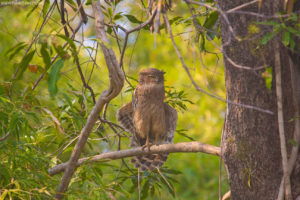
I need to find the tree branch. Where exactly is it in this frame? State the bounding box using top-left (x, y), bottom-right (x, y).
top-left (48, 142), bottom-right (220, 176)
top-left (76, 0), bottom-right (88, 24)
top-left (274, 41), bottom-right (292, 200)
top-left (54, 0), bottom-right (124, 198)
top-left (277, 50), bottom-right (300, 200)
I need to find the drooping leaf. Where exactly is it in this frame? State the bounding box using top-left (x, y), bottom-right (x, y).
top-left (282, 31), bottom-right (290, 46)
top-left (40, 43), bottom-right (51, 70)
top-left (113, 12), bottom-right (123, 20)
top-left (42, 0), bottom-right (50, 18)
top-left (15, 50), bottom-right (35, 80)
top-left (203, 11), bottom-right (219, 29)
top-left (57, 34), bottom-right (78, 59)
top-left (124, 14), bottom-right (143, 24)
top-left (52, 43), bottom-right (69, 59)
top-left (48, 59), bottom-right (64, 97)
top-left (6, 42), bottom-right (26, 55)
top-left (260, 32), bottom-right (276, 45)
top-left (26, 0), bottom-right (42, 18)
top-left (8, 44), bottom-right (28, 60)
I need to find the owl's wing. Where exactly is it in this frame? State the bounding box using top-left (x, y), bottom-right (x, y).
top-left (164, 103), bottom-right (178, 143)
top-left (116, 102), bottom-right (135, 135)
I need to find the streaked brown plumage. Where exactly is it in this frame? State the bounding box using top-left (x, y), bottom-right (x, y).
top-left (117, 68), bottom-right (177, 171)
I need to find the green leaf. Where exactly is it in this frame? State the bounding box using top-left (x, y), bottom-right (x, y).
top-left (113, 13), bottom-right (123, 21)
top-left (141, 179), bottom-right (150, 199)
top-left (85, 0), bottom-right (91, 5)
top-left (15, 50), bottom-right (35, 80)
top-left (289, 139), bottom-right (297, 147)
top-left (8, 44), bottom-right (28, 60)
top-left (57, 34), bottom-right (78, 59)
top-left (260, 32), bottom-right (275, 45)
top-left (124, 14), bottom-right (143, 24)
top-left (42, 0), bottom-right (50, 18)
top-left (40, 44), bottom-right (51, 70)
top-left (6, 42), bottom-right (26, 55)
top-left (107, 7), bottom-right (113, 18)
top-left (52, 43), bottom-right (68, 59)
top-left (203, 11), bottom-right (219, 29)
top-left (48, 59), bottom-right (64, 97)
top-left (261, 67), bottom-right (272, 91)
top-left (282, 31), bottom-right (290, 46)
top-left (26, 0), bottom-right (42, 18)
top-left (290, 38), bottom-right (295, 50)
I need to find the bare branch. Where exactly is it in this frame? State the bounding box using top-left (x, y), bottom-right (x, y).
top-left (274, 41), bottom-right (292, 200)
top-left (54, 0), bottom-right (124, 198)
top-left (48, 142), bottom-right (221, 176)
top-left (226, 0), bottom-right (259, 13)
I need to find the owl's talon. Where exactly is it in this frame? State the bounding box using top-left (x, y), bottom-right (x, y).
top-left (141, 143), bottom-right (153, 151)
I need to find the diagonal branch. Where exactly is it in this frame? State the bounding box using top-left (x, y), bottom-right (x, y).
top-left (48, 142), bottom-right (221, 176)
top-left (54, 0), bottom-right (124, 199)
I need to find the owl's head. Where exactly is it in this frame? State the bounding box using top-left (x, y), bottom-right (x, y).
top-left (138, 68), bottom-right (165, 85)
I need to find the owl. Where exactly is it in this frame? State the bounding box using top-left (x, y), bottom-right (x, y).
top-left (117, 68), bottom-right (178, 171)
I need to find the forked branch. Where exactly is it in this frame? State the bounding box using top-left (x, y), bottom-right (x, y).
top-left (54, 0), bottom-right (124, 199)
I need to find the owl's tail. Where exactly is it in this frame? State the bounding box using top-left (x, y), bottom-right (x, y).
top-left (130, 153), bottom-right (169, 171)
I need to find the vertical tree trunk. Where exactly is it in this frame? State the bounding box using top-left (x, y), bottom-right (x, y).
top-left (218, 0), bottom-right (300, 199)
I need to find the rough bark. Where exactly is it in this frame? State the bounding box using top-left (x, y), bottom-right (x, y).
top-left (218, 0), bottom-right (300, 199)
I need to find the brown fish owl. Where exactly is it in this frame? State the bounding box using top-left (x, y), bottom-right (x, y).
top-left (117, 68), bottom-right (178, 171)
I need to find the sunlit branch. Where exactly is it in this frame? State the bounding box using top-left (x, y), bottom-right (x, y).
top-left (48, 142), bottom-right (221, 176)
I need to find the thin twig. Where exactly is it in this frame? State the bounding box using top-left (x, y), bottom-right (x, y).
top-left (75, 57), bottom-right (96, 104)
top-left (226, 0), bottom-right (259, 13)
top-left (157, 168), bottom-right (177, 198)
top-left (76, 0), bottom-right (88, 24)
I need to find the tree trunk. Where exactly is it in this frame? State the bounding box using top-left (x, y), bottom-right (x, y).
top-left (218, 0), bottom-right (300, 199)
